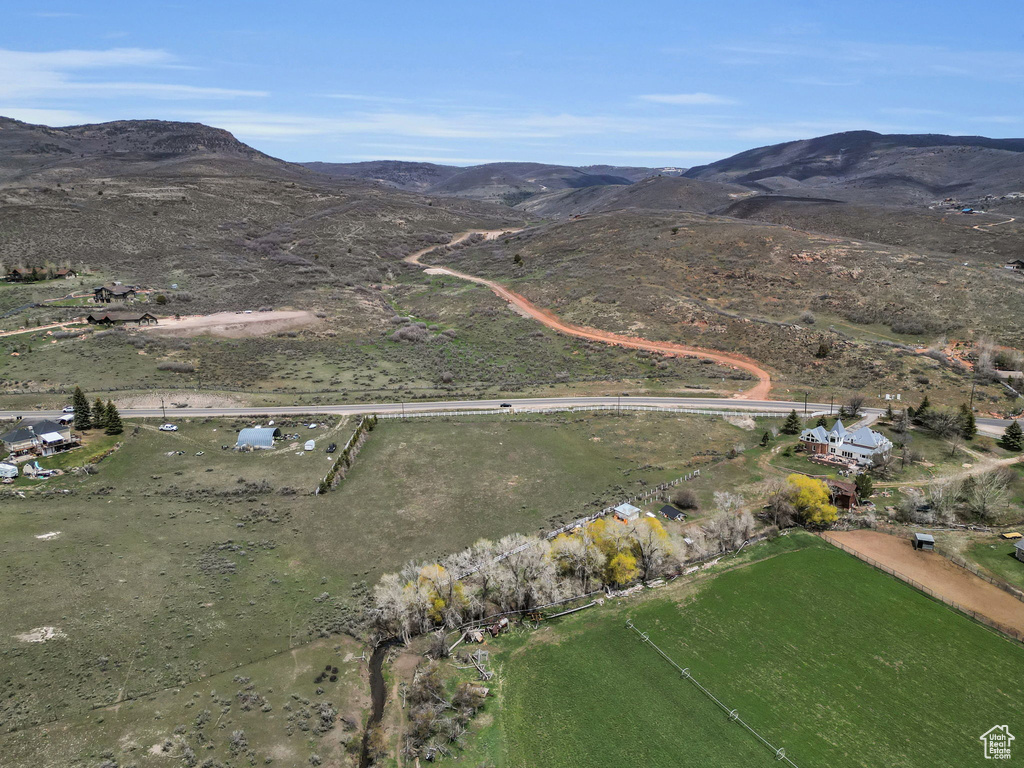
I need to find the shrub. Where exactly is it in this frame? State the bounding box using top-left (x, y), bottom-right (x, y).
top-left (156, 361), bottom-right (196, 373)
top-left (671, 488), bottom-right (699, 510)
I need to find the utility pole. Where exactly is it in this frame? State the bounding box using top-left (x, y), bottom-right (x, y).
top-left (829, 394), bottom-right (834, 416)
top-left (401, 401), bottom-right (405, 419)
top-left (161, 396), bottom-right (166, 422)
top-left (617, 395), bottom-right (621, 417)
top-left (803, 392), bottom-right (808, 415)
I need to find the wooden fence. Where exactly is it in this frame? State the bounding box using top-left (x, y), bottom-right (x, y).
top-left (820, 534), bottom-right (1024, 645)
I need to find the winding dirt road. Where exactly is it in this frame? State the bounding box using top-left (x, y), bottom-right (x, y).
top-left (406, 231), bottom-right (773, 399)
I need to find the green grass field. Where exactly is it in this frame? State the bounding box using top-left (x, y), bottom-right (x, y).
top-left (470, 533), bottom-right (1024, 767)
top-left (0, 410), bottom-right (754, 765)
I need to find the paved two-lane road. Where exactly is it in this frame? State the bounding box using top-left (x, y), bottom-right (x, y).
top-left (1, 395), bottom-right (1014, 435)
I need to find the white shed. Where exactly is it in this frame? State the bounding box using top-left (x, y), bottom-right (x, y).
top-left (613, 503), bottom-right (641, 522)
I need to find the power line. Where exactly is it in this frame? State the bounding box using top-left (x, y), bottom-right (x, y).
top-left (625, 620), bottom-right (800, 767)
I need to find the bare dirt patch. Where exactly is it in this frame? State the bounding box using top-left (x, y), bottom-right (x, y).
top-left (116, 392), bottom-right (248, 409)
top-left (825, 530), bottom-right (1024, 634)
top-left (14, 626), bottom-right (66, 643)
top-left (141, 310), bottom-right (320, 338)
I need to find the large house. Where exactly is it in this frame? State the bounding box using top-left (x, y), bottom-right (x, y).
top-left (1005, 259), bottom-right (1024, 271)
top-left (86, 311), bottom-right (158, 326)
top-left (799, 419), bottom-right (893, 467)
top-left (0, 419), bottom-right (79, 461)
top-left (93, 284), bottom-right (137, 303)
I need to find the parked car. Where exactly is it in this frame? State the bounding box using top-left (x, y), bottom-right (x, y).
top-left (326, 443), bottom-right (337, 454)
top-left (158, 424), bottom-right (178, 432)
top-left (308, 423), bottom-right (318, 429)
top-left (62, 406), bottom-right (75, 413)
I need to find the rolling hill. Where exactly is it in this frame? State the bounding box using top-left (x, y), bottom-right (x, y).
top-left (0, 116), bottom-right (523, 319)
top-left (685, 130), bottom-right (1024, 204)
top-left (302, 160), bottom-right (684, 202)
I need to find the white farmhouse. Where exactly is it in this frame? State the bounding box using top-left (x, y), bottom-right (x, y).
top-left (799, 419), bottom-right (892, 467)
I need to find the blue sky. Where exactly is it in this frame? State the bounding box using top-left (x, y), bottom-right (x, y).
top-left (2, 1), bottom-right (1022, 166)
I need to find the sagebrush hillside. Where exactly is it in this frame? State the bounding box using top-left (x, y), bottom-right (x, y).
top-left (685, 130), bottom-right (1024, 204)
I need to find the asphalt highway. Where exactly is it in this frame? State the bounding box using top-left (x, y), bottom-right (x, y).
top-left (0, 395), bottom-right (1014, 434)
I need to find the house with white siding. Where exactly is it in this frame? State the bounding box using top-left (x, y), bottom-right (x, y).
top-left (799, 419), bottom-right (892, 467)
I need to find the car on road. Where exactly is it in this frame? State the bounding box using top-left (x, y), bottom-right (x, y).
top-left (499, 403), bottom-right (512, 408)
top-left (62, 406), bottom-right (75, 413)
top-left (158, 424), bottom-right (178, 432)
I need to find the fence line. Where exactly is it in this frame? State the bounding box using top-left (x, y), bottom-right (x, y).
top-left (376, 404), bottom-right (786, 419)
top-left (820, 535), bottom-right (1024, 645)
top-left (625, 621), bottom-right (800, 768)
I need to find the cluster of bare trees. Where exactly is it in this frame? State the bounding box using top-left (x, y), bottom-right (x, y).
top-left (370, 501), bottom-right (758, 643)
top-left (897, 468), bottom-right (1013, 524)
top-left (402, 661), bottom-right (489, 760)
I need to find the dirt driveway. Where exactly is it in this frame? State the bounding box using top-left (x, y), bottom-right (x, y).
top-left (141, 310), bottom-right (319, 338)
top-left (824, 529), bottom-right (1024, 635)
top-left (408, 231), bottom-right (773, 400)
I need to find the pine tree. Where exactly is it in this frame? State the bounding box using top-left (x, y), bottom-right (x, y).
top-left (104, 400), bottom-right (123, 435)
top-left (816, 415), bottom-right (828, 427)
top-left (885, 402), bottom-right (894, 421)
top-left (91, 397), bottom-right (107, 430)
top-left (999, 420), bottom-right (1023, 452)
top-left (72, 386), bottom-right (91, 431)
top-left (913, 395), bottom-right (931, 425)
top-left (959, 403), bottom-right (977, 441)
top-left (760, 432), bottom-right (771, 447)
top-left (781, 410), bottom-right (802, 435)
top-left (854, 473), bottom-right (873, 499)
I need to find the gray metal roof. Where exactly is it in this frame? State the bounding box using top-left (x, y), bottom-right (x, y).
top-left (236, 426), bottom-right (281, 448)
top-left (1015, 540), bottom-right (1024, 552)
top-left (913, 533), bottom-right (935, 543)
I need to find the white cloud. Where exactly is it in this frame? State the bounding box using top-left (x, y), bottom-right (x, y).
top-left (638, 92), bottom-right (737, 105)
top-left (0, 107), bottom-right (93, 125)
top-left (0, 47), bottom-right (264, 100)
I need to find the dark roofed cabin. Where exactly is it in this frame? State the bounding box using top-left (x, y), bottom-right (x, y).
top-left (660, 504), bottom-right (686, 521)
top-left (93, 284), bottom-right (137, 303)
top-left (86, 311), bottom-right (158, 326)
top-left (827, 479), bottom-right (859, 510)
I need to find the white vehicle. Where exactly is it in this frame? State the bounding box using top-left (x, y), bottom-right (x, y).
top-left (304, 440), bottom-right (315, 451)
top-left (158, 424), bottom-right (178, 432)
top-left (62, 406), bottom-right (75, 413)
top-left (308, 423), bottom-right (318, 429)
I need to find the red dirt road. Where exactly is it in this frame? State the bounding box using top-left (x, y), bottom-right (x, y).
top-left (406, 232), bottom-right (773, 400)
top-left (824, 529), bottom-right (1024, 635)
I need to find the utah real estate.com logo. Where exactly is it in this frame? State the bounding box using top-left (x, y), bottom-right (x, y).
top-left (980, 725), bottom-right (1015, 760)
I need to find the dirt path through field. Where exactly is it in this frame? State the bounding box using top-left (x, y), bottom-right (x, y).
top-left (407, 231), bottom-right (773, 399)
top-left (141, 310), bottom-right (319, 338)
top-left (823, 529), bottom-right (1024, 634)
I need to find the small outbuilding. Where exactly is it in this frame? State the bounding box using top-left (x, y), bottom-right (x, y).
top-left (1005, 259), bottom-right (1024, 271)
top-left (613, 502), bottom-right (641, 523)
top-left (1015, 540), bottom-right (1024, 563)
top-left (827, 479), bottom-right (859, 510)
top-left (236, 426), bottom-right (282, 450)
top-left (659, 504), bottom-right (686, 521)
top-left (0, 463), bottom-right (18, 479)
top-left (911, 533), bottom-right (935, 551)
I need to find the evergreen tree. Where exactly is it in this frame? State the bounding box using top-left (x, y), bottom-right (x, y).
top-left (91, 397), bottom-right (107, 430)
top-left (781, 410), bottom-right (802, 435)
top-left (958, 403), bottom-right (977, 441)
top-left (816, 415), bottom-right (828, 427)
top-left (760, 432), bottom-right (771, 447)
top-left (854, 473), bottom-right (873, 500)
top-left (104, 400), bottom-right (123, 435)
top-left (72, 386), bottom-right (91, 430)
top-left (913, 395), bottom-right (931, 425)
top-left (884, 402), bottom-right (894, 421)
top-left (999, 420), bottom-right (1023, 452)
